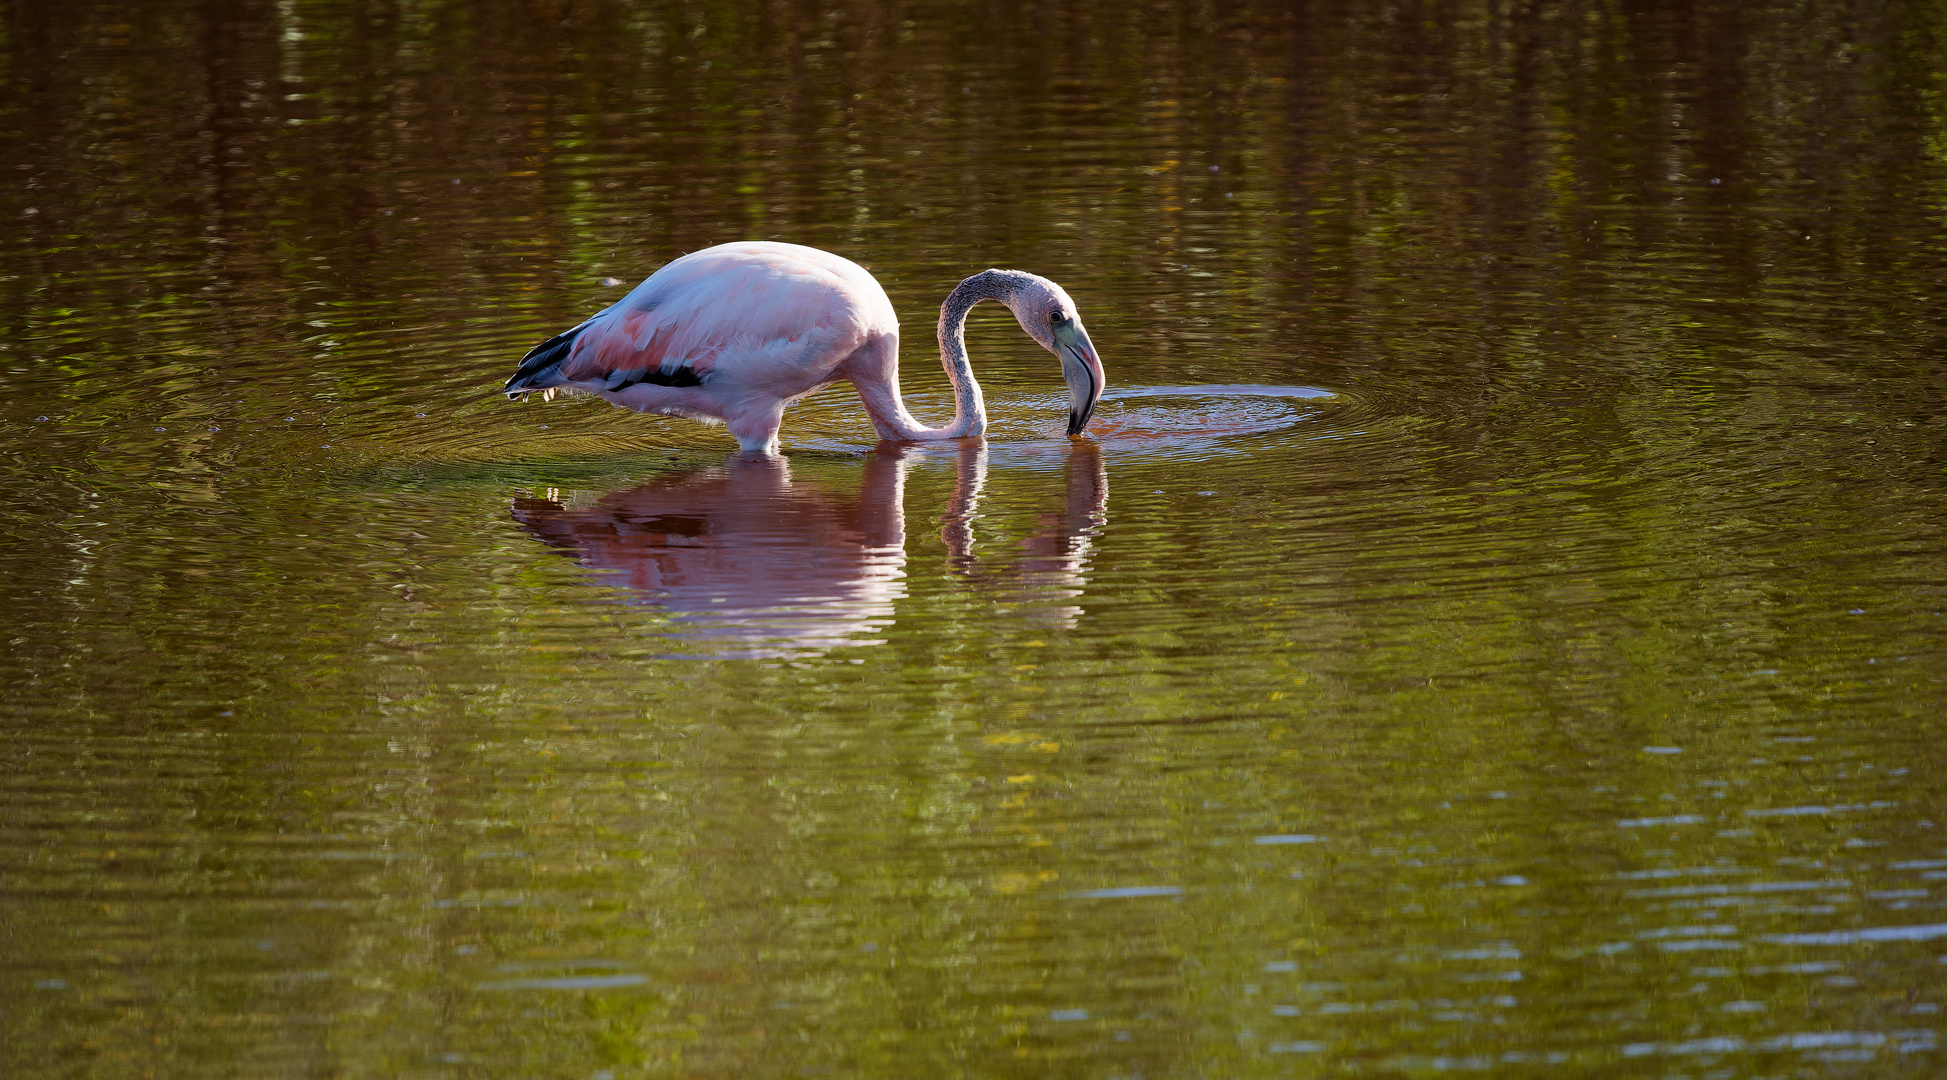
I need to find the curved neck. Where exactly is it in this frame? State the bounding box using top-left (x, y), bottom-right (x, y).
top-left (922, 268), bottom-right (1035, 439)
top-left (918, 270), bottom-right (1030, 440)
top-left (853, 270), bottom-right (1032, 442)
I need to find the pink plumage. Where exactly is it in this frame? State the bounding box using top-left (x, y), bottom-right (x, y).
top-left (504, 241), bottom-right (1106, 455)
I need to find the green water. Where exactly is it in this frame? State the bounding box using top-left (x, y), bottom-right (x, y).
top-left (4, 1), bottom-right (1946, 1076)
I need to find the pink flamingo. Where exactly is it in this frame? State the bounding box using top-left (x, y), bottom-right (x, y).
top-left (502, 241), bottom-right (1106, 455)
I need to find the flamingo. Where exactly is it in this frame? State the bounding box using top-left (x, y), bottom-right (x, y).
top-left (501, 241), bottom-right (1106, 455)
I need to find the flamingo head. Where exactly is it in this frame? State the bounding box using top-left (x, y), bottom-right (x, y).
top-left (1004, 276), bottom-right (1106, 437)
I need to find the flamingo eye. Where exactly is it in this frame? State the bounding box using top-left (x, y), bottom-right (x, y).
top-left (1050, 311), bottom-right (1067, 325)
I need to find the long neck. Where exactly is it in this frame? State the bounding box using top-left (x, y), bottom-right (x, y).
top-left (931, 272), bottom-right (1020, 441)
top-left (853, 270), bottom-right (1026, 442)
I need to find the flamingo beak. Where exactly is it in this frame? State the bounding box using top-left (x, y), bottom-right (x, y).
top-left (1055, 321), bottom-right (1105, 437)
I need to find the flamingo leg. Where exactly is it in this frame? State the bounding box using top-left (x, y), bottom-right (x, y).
top-left (725, 397), bottom-right (787, 456)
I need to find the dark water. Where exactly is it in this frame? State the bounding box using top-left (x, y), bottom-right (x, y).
top-left (4, 1), bottom-right (1947, 1076)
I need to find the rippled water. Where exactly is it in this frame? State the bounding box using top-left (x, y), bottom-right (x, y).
top-left (4, 1), bottom-right (1947, 1076)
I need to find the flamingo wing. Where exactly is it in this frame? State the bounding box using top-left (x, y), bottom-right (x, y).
top-left (503, 243), bottom-right (891, 399)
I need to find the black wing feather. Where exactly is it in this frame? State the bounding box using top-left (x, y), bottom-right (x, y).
top-left (503, 325), bottom-right (586, 397)
top-left (504, 303), bottom-right (705, 398)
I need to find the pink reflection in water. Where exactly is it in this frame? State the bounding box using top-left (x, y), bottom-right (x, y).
top-left (941, 441), bottom-right (1108, 629)
top-left (512, 441), bottom-right (1107, 656)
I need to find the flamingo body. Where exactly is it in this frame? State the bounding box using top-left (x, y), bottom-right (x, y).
top-left (505, 242), bottom-right (896, 453)
top-left (504, 242), bottom-right (1105, 454)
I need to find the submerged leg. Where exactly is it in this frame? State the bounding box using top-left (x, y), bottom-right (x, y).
top-left (725, 397), bottom-right (786, 456)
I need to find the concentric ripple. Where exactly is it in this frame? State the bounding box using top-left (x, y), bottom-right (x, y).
top-left (780, 383), bottom-right (1346, 457)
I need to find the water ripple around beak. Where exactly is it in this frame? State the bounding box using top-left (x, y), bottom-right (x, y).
top-left (786, 383), bottom-right (1353, 458)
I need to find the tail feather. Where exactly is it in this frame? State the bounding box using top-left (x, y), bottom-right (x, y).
top-left (503, 324), bottom-right (586, 398)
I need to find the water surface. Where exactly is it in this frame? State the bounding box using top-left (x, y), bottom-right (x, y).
top-left (4, 1), bottom-right (1947, 1077)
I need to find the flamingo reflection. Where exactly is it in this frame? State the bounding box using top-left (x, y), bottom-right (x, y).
top-left (511, 442), bottom-right (1108, 657)
top-left (941, 441), bottom-right (1108, 628)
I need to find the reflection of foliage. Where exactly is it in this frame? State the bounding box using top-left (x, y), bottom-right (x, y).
top-left (7, 0), bottom-right (1945, 395)
top-left (3, 2), bottom-right (1947, 1078)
